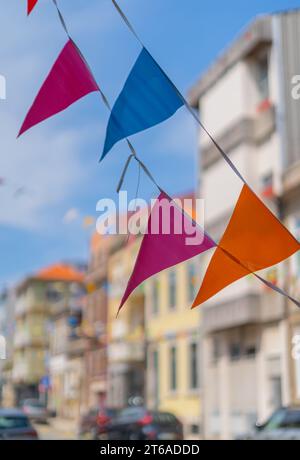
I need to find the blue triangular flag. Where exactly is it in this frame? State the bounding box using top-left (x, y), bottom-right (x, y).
top-left (101, 48), bottom-right (184, 160)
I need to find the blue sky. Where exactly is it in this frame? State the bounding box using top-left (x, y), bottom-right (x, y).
top-left (0, 0), bottom-right (299, 286)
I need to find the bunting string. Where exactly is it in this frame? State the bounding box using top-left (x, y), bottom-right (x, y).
top-left (51, 0), bottom-right (139, 169)
top-left (52, 0), bottom-right (71, 38)
top-left (109, 0), bottom-right (300, 308)
top-left (25, 0), bottom-right (300, 309)
top-left (220, 247), bottom-right (300, 308)
top-left (111, 0), bottom-right (144, 48)
top-left (117, 154), bottom-right (136, 193)
top-left (254, 273), bottom-right (300, 307)
top-left (111, 0), bottom-right (247, 185)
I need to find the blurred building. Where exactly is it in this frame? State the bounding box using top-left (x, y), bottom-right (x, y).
top-left (145, 195), bottom-right (202, 439)
top-left (82, 233), bottom-right (123, 411)
top-left (146, 259), bottom-right (201, 439)
top-left (0, 287), bottom-right (16, 407)
top-left (0, 289), bottom-right (7, 402)
top-left (107, 235), bottom-right (145, 409)
top-left (190, 10), bottom-right (300, 439)
top-left (275, 10), bottom-right (300, 411)
top-left (12, 263), bottom-right (84, 407)
top-left (0, 288), bottom-right (15, 407)
top-left (47, 265), bottom-right (86, 420)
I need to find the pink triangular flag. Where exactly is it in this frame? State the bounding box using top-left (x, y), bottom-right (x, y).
top-left (18, 40), bottom-right (99, 137)
top-left (119, 192), bottom-right (216, 312)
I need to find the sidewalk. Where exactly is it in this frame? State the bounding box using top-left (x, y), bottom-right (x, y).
top-left (49, 417), bottom-right (77, 439)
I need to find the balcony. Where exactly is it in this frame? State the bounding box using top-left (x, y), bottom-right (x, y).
top-left (15, 299), bottom-right (27, 318)
top-left (203, 292), bottom-right (284, 333)
top-left (66, 337), bottom-right (90, 357)
top-left (189, 16), bottom-right (272, 107)
top-left (12, 362), bottom-right (28, 381)
top-left (12, 361), bottom-right (45, 384)
top-left (108, 342), bottom-right (145, 364)
top-left (14, 330), bottom-right (48, 349)
top-left (283, 161), bottom-right (300, 200)
top-left (50, 299), bottom-right (70, 317)
top-left (201, 105), bottom-right (276, 171)
top-left (15, 300), bottom-right (48, 318)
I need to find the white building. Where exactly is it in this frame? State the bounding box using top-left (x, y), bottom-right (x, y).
top-left (0, 288), bottom-right (16, 406)
top-left (190, 10), bottom-right (300, 439)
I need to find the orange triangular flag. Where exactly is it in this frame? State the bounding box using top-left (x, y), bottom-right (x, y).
top-left (28, 0), bottom-right (38, 15)
top-left (192, 184), bottom-right (300, 307)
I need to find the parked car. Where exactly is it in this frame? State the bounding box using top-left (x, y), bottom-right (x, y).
top-left (105, 407), bottom-right (184, 441)
top-left (0, 409), bottom-right (39, 440)
top-left (242, 407), bottom-right (300, 440)
top-left (78, 407), bottom-right (118, 439)
top-left (21, 399), bottom-right (49, 424)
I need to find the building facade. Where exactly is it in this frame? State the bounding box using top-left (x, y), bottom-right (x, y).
top-left (190, 11), bottom-right (300, 439)
top-left (82, 233), bottom-right (122, 412)
top-left (12, 263), bottom-right (84, 407)
top-left (0, 288), bottom-right (16, 407)
top-left (107, 236), bottom-right (145, 409)
top-left (279, 10), bottom-right (300, 410)
top-left (48, 267), bottom-right (86, 420)
top-left (146, 257), bottom-right (202, 439)
top-left (13, 278), bottom-right (51, 405)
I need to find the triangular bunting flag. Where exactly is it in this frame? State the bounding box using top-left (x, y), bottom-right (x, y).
top-left (119, 192), bottom-right (216, 312)
top-left (18, 40), bottom-right (99, 137)
top-left (28, 0), bottom-right (38, 15)
top-left (101, 48), bottom-right (184, 160)
top-left (192, 184), bottom-right (300, 307)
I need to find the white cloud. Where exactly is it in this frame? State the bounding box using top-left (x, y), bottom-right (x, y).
top-left (0, 112), bottom-right (85, 230)
top-left (0, 1), bottom-right (107, 232)
top-left (63, 207), bottom-right (80, 224)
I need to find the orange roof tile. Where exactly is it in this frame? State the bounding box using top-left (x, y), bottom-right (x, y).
top-left (35, 264), bottom-right (84, 283)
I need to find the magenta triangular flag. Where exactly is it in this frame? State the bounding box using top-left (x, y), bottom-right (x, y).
top-left (18, 40), bottom-right (99, 137)
top-left (119, 192), bottom-right (216, 312)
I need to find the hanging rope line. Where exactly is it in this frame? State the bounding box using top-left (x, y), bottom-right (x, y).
top-left (47, 0), bottom-right (300, 308)
top-left (111, 0), bottom-right (247, 185)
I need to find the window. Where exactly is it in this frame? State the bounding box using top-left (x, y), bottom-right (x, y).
top-left (294, 219), bottom-right (300, 278)
top-left (188, 263), bottom-right (197, 303)
top-left (152, 350), bottom-right (160, 406)
top-left (190, 424), bottom-right (200, 435)
top-left (169, 271), bottom-right (177, 310)
top-left (0, 416), bottom-right (30, 429)
top-left (255, 53), bottom-right (269, 101)
top-left (293, 328), bottom-right (300, 399)
top-left (280, 410), bottom-right (300, 429)
top-left (170, 346), bottom-right (177, 391)
top-left (152, 280), bottom-right (159, 315)
top-left (263, 408), bottom-right (300, 430)
top-left (270, 376), bottom-right (282, 411)
top-left (212, 336), bottom-right (221, 363)
top-left (189, 342), bottom-right (199, 390)
top-left (229, 343), bottom-right (241, 361)
top-left (245, 345), bottom-right (257, 359)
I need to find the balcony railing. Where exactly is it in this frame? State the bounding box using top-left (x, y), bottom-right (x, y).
top-left (14, 330), bottom-right (48, 349)
top-left (12, 361), bottom-right (45, 383)
top-left (66, 337), bottom-right (90, 357)
top-left (108, 341), bottom-right (145, 363)
top-left (15, 301), bottom-right (49, 318)
top-left (203, 292), bottom-right (284, 333)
